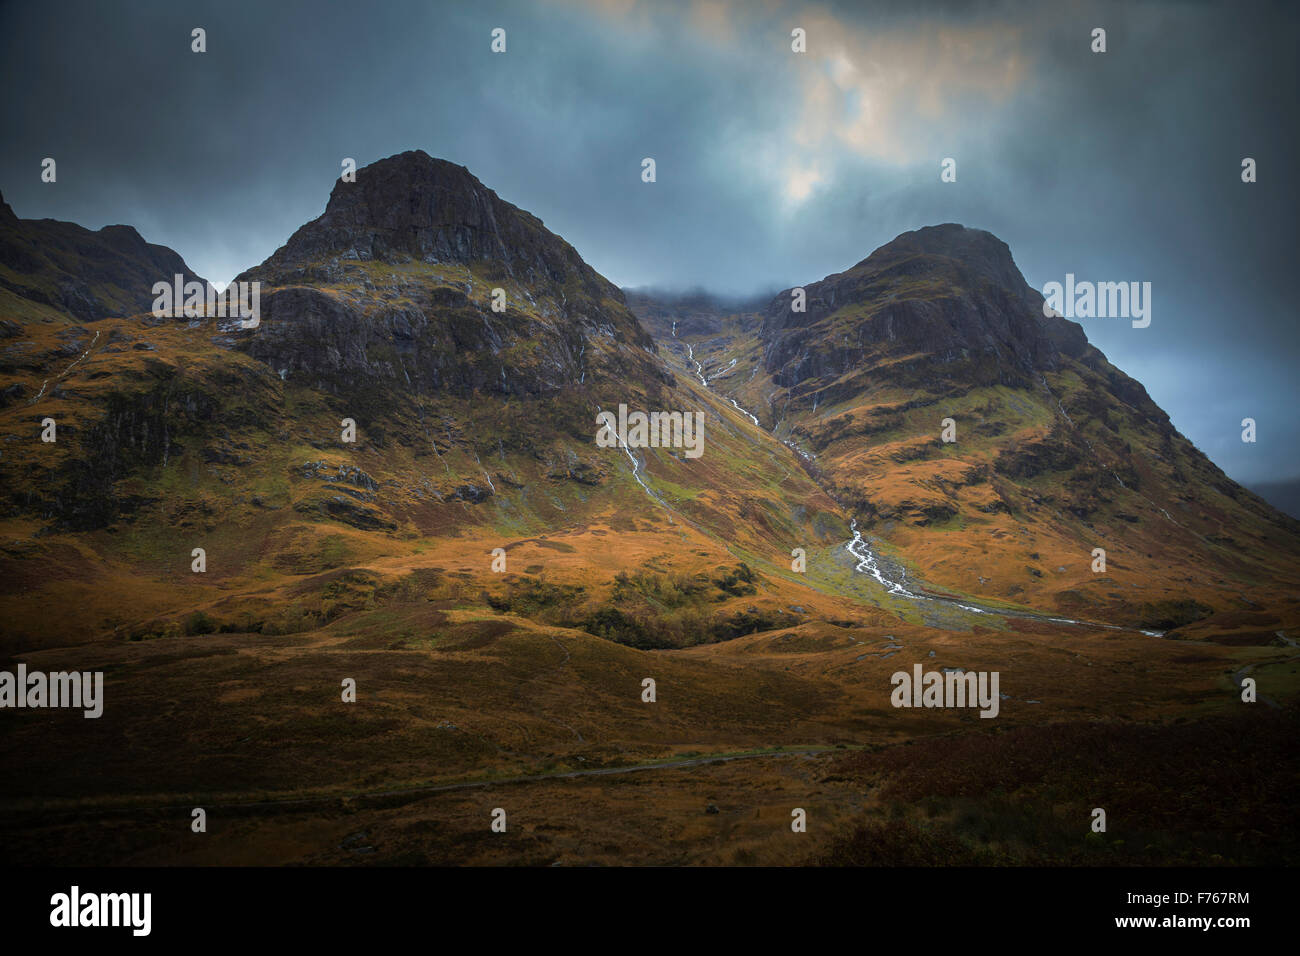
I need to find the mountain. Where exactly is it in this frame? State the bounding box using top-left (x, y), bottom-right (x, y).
top-left (0, 151), bottom-right (846, 645)
top-left (235, 150), bottom-right (661, 400)
top-left (759, 224), bottom-right (1089, 390)
top-left (2, 161), bottom-right (1297, 868)
top-left (0, 189), bottom-right (205, 325)
top-left (636, 224), bottom-right (1300, 637)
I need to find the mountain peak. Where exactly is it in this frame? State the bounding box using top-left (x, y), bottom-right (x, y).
top-left (232, 150), bottom-right (660, 400)
top-left (760, 223), bottom-right (1091, 391)
top-left (95, 223), bottom-right (149, 256)
top-left (251, 150), bottom-right (583, 284)
top-left (320, 149), bottom-right (489, 225)
top-left (874, 222), bottom-right (1003, 255)
top-left (853, 223), bottom-right (1034, 303)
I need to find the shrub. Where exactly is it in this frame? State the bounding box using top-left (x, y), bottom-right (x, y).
top-left (183, 610), bottom-right (217, 636)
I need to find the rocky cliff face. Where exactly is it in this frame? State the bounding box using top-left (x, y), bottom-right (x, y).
top-left (252, 151), bottom-right (622, 299)
top-left (233, 151), bottom-right (662, 402)
top-left (747, 224), bottom-right (1183, 457)
top-left (761, 224), bottom-right (1092, 392)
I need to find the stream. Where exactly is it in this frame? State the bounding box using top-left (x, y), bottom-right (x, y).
top-left (848, 521), bottom-right (1164, 636)
top-left (675, 338), bottom-right (1164, 638)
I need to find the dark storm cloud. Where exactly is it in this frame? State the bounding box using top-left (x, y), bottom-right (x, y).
top-left (1, 0), bottom-right (1296, 491)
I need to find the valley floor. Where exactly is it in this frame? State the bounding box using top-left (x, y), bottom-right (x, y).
top-left (2, 587), bottom-right (1296, 865)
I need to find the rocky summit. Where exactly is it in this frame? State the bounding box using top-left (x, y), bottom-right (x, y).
top-left (233, 150), bottom-right (659, 401)
top-left (760, 224), bottom-right (1090, 388)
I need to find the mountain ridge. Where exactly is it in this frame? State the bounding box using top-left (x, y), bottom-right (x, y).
top-left (0, 189), bottom-right (205, 324)
top-left (634, 223), bottom-right (1300, 633)
top-left (1, 154), bottom-right (1296, 641)
top-left (2, 152), bottom-right (1298, 870)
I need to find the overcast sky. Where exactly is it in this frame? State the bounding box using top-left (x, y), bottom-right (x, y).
top-left (1, 0), bottom-right (1296, 493)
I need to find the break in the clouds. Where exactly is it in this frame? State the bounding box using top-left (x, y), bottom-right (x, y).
top-left (0, 0), bottom-right (1296, 495)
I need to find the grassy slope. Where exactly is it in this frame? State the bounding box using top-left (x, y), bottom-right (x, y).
top-left (667, 306), bottom-right (1300, 641)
